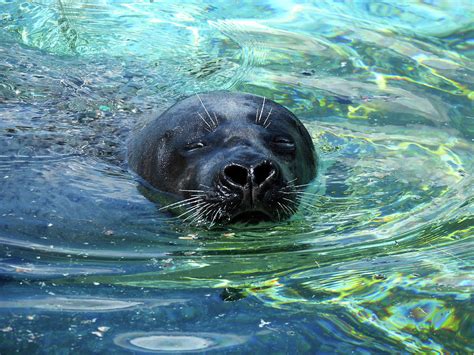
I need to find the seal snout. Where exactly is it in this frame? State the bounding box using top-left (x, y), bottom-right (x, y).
top-left (222, 160), bottom-right (277, 188)
top-left (253, 161), bottom-right (277, 187)
top-left (222, 164), bottom-right (249, 188)
top-left (220, 160), bottom-right (279, 208)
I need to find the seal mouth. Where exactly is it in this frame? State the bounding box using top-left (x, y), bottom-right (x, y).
top-left (166, 177), bottom-right (300, 226)
top-left (229, 210), bottom-right (273, 224)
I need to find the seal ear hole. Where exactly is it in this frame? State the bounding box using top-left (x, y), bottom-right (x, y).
top-left (224, 164), bottom-right (248, 187)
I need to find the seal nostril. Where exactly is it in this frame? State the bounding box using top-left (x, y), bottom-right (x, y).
top-left (253, 161), bottom-right (275, 186)
top-left (223, 164), bottom-right (248, 187)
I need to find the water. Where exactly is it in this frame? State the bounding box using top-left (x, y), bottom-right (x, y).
top-left (0, 1), bottom-right (473, 353)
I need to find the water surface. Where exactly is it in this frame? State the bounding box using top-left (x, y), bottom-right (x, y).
top-left (1, 1), bottom-right (473, 353)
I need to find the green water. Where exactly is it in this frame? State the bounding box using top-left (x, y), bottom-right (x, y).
top-left (0, 1), bottom-right (473, 353)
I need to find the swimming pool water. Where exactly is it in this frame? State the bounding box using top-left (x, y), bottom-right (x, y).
top-left (0, 1), bottom-right (473, 353)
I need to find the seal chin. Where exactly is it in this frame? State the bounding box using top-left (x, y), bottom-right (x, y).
top-left (229, 210), bottom-right (274, 224)
top-left (192, 175), bottom-right (298, 225)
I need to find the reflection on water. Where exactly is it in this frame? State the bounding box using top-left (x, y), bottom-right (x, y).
top-left (0, 296), bottom-right (186, 312)
top-left (0, 0), bottom-right (473, 353)
top-left (115, 332), bottom-right (248, 352)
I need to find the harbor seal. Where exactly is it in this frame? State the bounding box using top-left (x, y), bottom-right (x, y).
top-left (128, 91), bottom-right (317, 224)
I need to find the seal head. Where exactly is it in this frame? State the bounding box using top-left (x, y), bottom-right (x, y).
top-left (128, 92), bottom-right (317, 224)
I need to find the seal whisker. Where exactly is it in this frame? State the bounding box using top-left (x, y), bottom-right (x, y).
top-left (209, 207), bottom-right (222, 228)
top-left (161, 199), bottom-right (202, 211)
top-left (190, 194), bottom-right (208, 199)
top-left (299, 202), bottom-right (318, 213)
top-left (283, 196), bottom-right (315, 212)
top-left (292, 191), bottom-right (318, 199)
top-left (282, 190), bottom-right (317, 197)
top-left (262, 107), bottom-right (272, 127)
top-left (186, 202), bottom-right (212, 221)
top-left (277, 202), bottom-right (289, 219)
top-left (284, 200), bottom-right (298, 216)
top-left (277, 201), bottom-right (289, 216)
top-left (159, 196), bottom-right (202, 210)
top-left (281, 200), bottom-right (297, 216)
top-left (281, 179), bottom-right (298, 191)
top-left (177, 201), bottom-right (208, 219)
top-left (180, 189), bottom-right (207, 193)
top-left (196, 205), bottom-right (215, 228)
top-left (182, 209), bottom-right (204, 223)
top-left (287, 178), bottom-right (298, 185)
top-left (182, 203), bottom-right (215, 223)
top-left (199, 205), bottom-right (216, 225)
top-left (287, 204), bottom-right (298, 215)
top-left (279, 204), bottom-right (289, 219)
top-left (264, 121), bottom-right (271, 129)
top-left (199, 201), bottom-right (219, 219)
top-left (275, 206), bottom-right (282, 220)
top-left (206, 203), bottom-right (223, 227)
top-left (183, 206), bottom-right (209, 223)
top-left (188, 208), bottom-right (209, 226)
top-left (178, 201), bottom-right (205, 217)
top-left (257, 96), bottom-right (266, 124)
top-left (197, 112), bottom-right (213, 131)
top-left (283, 202), bottom-right (294, 216)
top-left (196, 93), bottom-right (217, 127)
top-left (292, 183), bottom-right (312, 188)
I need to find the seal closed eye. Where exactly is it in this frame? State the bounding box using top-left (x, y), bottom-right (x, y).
top-left (127, 91), bottom-right (317, 225)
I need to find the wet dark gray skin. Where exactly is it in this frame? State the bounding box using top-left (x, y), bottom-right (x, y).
top-left (128, 91), bottom-right (317, 225)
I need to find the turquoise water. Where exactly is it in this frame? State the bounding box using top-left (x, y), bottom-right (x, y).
top-left (1, 0), bottom-right (473, 353)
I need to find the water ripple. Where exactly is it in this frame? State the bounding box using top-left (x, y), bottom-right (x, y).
top-left (0, 1), bottom-right (472, 353)
top-left (114, 331), bottom-right (248, 353)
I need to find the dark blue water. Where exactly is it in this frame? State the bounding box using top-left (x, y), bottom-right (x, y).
top-left (1, 1), bottom-right (473, 353)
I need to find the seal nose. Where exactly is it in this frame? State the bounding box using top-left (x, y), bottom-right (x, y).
top-left (223, 164), bottom-right (249, 187)
top-left (221, 161), bottom-right (277, 189)
top-left (252, 160), bottom-right (276, 187)
top-left (220, 160), bottom-right (280, 212)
